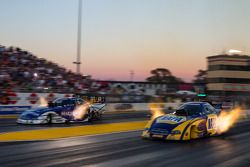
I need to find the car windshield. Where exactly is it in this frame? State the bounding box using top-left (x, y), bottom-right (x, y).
top-left (52, 98), bottom-right (64, 106)
top-left (52, 98), bottom-right (86, 106)
top-left (52, 98), bottom-right (73, 106)
top-left (75, 98), bottom-right (85, 105)
top-left (175, 104), bottom-right (202, 116)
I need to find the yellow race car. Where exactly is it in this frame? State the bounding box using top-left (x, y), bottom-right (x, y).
top-left (142, 102), bottom-right (219, 140)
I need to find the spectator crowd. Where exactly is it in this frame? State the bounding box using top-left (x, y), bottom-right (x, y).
top-left (0, 45), bottom-right (92, 93)
top-left (0, 45), bottom-right (188, 98)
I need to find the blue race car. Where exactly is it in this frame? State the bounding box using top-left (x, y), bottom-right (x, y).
top-left (17, 97), bottom-right (105, 124)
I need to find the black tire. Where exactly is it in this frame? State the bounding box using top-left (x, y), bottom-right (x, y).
top-left (47, 114), bottom-right (53, 124)
top-left (141, 135), bottom-right (152, 140)
top-left (87, 111), bottom-right (94, 122)
top-left (96, 112), bottom-right (103, 120)
top-left (65, 120), bottom-right (70, 124)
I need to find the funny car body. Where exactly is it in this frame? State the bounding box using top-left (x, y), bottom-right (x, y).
top-left (17, 97), bottom-right (105, 124)
top-left (142, 102), bottom-right (221, 140)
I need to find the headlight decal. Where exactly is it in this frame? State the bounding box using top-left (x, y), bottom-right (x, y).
top-left (170, 130), bottom-right (181, 135)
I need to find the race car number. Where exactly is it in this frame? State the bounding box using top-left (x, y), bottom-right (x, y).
top-left (208, 118), bottom-right (216, 130)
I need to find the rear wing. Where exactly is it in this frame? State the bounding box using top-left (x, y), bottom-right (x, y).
top-left (75, 94), bottom-right (105, 104)
top-left (91, 103), bottom-right (106, 112)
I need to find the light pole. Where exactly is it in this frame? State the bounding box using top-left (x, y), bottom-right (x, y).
top-left (73, 0), bottom-right (82, 74)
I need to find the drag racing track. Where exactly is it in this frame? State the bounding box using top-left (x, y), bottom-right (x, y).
top-left (0, 118), bottom-right (250, 167)
top-left (0, 111), bottom-right (149, 133)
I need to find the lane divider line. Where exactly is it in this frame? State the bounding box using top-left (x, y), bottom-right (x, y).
top-left (0, 121), bottom-right (147, 142)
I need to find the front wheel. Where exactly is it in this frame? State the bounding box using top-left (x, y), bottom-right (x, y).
top-left (46, 114), bottom-right (53, 124)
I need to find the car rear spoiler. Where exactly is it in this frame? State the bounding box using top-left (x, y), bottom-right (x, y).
top-left (75, 94), bottom-right (105, 104)
top-left (91, 103), bottom-right (106, 112)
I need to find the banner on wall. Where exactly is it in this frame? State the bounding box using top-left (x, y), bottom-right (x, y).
top-left (0, 106), bottom-right (32, 115)
top-left (26, 93), bottom-right (39, 104)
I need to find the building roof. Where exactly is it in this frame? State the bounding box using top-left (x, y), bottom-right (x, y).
top-left (94, 80), bottom-right (193, 85)
top-left (207, 54), bottom-right (250, 60)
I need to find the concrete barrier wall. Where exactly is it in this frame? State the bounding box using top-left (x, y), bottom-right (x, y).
top-left (0, 102), bottom-right (182, 115)
top-left (0, 93), bottom-right (72, 106)
top-left (1, 93), bottom-right (250, 116)
top-left (0, 93), bottom-right (182, 115)
top-left (0, 93), bottom-right (72, 115)
top-left (241, 110), bottom-right (250, 118)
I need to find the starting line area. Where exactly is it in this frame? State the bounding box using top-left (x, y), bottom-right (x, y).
top-left (0, 121), bottom-right (147, 142)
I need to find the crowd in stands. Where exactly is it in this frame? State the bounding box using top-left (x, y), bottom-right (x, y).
top-left (0, 45), bottom-right (194, 96)
top-left (0, 45), bottom-right (161, 96)
top-left (0, 45), bottom-right (92, 93)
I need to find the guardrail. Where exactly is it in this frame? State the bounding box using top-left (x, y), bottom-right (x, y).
top-left (0, 102), bottom-right (181, 115)
top-left (241, 110), bottom-right (250, 118)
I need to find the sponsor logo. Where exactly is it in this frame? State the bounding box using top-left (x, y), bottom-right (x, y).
top-left (157, 115), bottom-right (184, 123)
top-left (61, 111), bottom-right (72, 116)
top-left (208, 117), bottom-right (216, 130)
top-left (47, 93), bottom-right (55, 102)
top-left (0, 106), bottom-right (31, 114)
top-left (26, 93), bottom-right (39, 104)
top-left (7, 92), bottom-right (20, 104)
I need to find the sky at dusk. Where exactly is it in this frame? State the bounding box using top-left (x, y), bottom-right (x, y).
top-left (1, 0), bottom-right (250, 81)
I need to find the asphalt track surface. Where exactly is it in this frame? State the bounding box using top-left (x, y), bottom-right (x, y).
top-left (0, 111), bottom-right (148, 133)
top-left (0, 113), bottom-right (250, 167)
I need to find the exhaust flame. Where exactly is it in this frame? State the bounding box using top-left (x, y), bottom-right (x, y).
top-left (149, 103), bottom-right (165, 120)
top-left (73, 103), bottom-right (90, 120)
top-left (216, 107), bottom-right (244, 134)
top-left (39, 96), bottom-right (48, 107)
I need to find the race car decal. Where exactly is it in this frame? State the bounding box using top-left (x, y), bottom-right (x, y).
top-left (180, 118), bottom-right (203, 140)
top-left (61, 111), bottom-right (73, 116)
top-left (157, 115), bottom-right (185, 124)
top-left (208, 117), bottom-right (216, 130)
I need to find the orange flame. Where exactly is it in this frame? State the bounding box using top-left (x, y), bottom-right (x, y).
top-left (216, 107), bottom-right (244, 134)
top-left (149, 103), bottom-right (165, 120)
top-left (39, 96), bottom-right (48, 107)
top-left (72, 103), bottom-right (90, 119)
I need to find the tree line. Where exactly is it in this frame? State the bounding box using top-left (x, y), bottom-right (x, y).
top-left (146, 68), bottom-right (206, 84)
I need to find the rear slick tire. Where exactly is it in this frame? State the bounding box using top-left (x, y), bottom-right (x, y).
top-left (87, 112), bottom-right (94, 122)
top-left (96, 112), bottom-right (102, 120)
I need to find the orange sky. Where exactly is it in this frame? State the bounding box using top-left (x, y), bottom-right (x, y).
top-left (1, 0), bottom-right (250, 82)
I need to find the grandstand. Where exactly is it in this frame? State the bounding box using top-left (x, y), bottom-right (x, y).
top-left (0, 45), bottom-right (92, 93)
